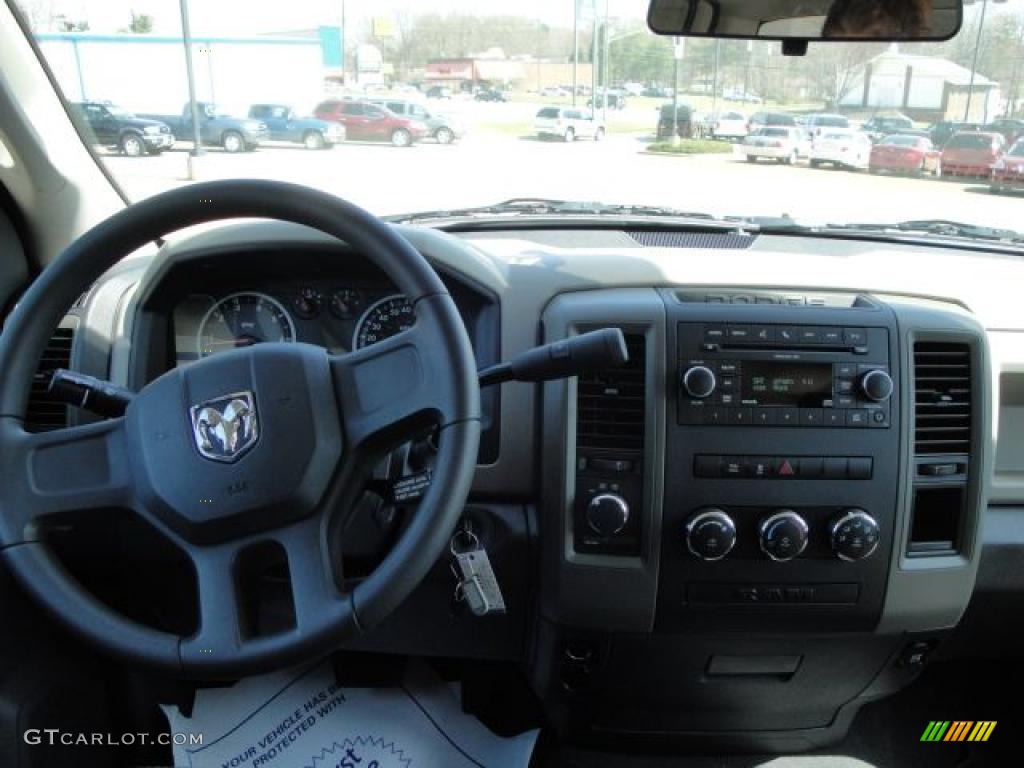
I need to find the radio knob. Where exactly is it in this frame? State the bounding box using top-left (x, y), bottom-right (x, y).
top-left (758, 510), bottom-right (809, 561)
top-left (682, 365), bottom-right (717, 399)
top-left (830, 509), bottom-right (881, 561)
top-left (685, 508), bottom-right (737, 561)
top-left (586, 493), bottom-right (630, 537)
top-left (859, 369), bottom-right (894, 402)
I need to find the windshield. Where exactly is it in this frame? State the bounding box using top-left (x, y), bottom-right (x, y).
top-left (883, 136), bottom-right (922, 147)
top-left (14, 0), bottom-right (1024, 233)
top-left (1010, 142), bottom-right (1024, 157)
top-left (947, 133), bottom-right (995, 149)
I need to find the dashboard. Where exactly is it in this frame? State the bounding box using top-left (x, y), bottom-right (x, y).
top-left (52, 218), bottom-right (1024, 753)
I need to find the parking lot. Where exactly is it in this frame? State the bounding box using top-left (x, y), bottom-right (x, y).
top-left (102, 98), bottom-right (1021, 231)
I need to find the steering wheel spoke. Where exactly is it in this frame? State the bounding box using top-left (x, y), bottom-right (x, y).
top-left (277, 515), bottom-right (346, 631)
top-left (0, 417), bottom-right (135, 544)
top-left (331, 293), bottom-right (475, 457)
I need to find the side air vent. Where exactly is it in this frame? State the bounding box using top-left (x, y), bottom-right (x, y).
top-left (576, 332), bottom-right (646, 451)
top-left (913, 341), bottom-right (972, 455)
top-left (25, 326), bottom-right (75, 432)
top-left (626, 230), bottom-right (755, 249)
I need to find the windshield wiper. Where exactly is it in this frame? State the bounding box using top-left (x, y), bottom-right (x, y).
top-left (752, 217), bottom-right (1024, 246)
top-left (387, 198), bottom-right (739, 225)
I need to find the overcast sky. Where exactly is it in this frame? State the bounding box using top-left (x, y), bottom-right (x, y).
top-left (28, 0), bottom-right (649, 35)
top-left (22, 0), bottom-right (1024, 37)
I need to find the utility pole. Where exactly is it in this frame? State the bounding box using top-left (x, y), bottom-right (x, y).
top-left (672, 36), bottom-right (683, 145)
top-left (711, 39), bottom-right (721, 117)
top-left (742, 40), bottom-right (752, 107)
top-left (601, 0), bottom-right (609, 124)
top-left (963, 0), bottom-right (989, 122)
top-left (572, 0), bottom-right (579, 106)
top-left (591, 9), bottom-right (598, 118)
top-left (179, 0), bottom-right (204, 180)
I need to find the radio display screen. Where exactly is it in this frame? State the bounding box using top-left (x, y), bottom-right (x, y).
top-left (742, 361), bottom-right (833, 407)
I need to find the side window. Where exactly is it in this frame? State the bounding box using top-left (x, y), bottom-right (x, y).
top-left (387, 102), bottom-right (404, 114)
top-left (271, 107), bottom-right (287, 119)
top-left (342, 103), bottom-right (364, 116)
top-left (411, 106), bottom-right (427, 119)
top-left (566, 110), bottom-right (579, 120)
top-left (365, 107), bottom-right (386, 119)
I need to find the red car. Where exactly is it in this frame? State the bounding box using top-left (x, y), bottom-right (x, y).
top-left (868, 134), bottom-right (941, 176)
top-left (940, 131), bottom-right (1006, 178)
top-left (313, 99), bottom-right (428, 147)
top-left (990, 139), bottom-right (1024, 194)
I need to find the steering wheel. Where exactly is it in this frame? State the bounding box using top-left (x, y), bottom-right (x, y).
top-left (0, 180), bottom-right (480, 678)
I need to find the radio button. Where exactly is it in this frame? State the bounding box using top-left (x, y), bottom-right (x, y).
top-left (718, 376), bottom-right (736, 391)
top-left (800, 408), bottom-right (824, 426)
top-left (868, 409), bottom-right (889, 427)
top-left (836, 363), bottom-right (857, 377)
top-left (751, 326), bottom-right (775, 343)
top-left (730, 407), bottom-right (752, 425)
top-left (823, 410), bottom-right (844, 427)
top-left (798, 327), bottom-right (822, 344)
top-left (837, 395), bottom-right (856, 408)
top-left (776, 327), bottom-right (800, 344)
top-left (821, 328), bottom-right (843, 344)
top-left (717, 361), bottom-right (738, 374)
top-left (727, 326), bottom-right (753, 341)
top-left (718, 392), bottom-right (736, 405)
top-left (704, 325), bottom-right (726, 342)
top-left (844, 328), bottom-right (867, 345)
top-left (847, 409), bottom-right (870, 427)
top-left (836, 379), bottom-right (855, 394)
top-left (703, 407), bottom-right (727, 425)
top-left (752, 408), bottom-right (776, 425)
top-left (776, 408), bottom-right (799, 426)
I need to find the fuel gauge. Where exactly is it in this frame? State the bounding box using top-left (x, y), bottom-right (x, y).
top-left (329, 288), bottom-right (362, 320)
top-left (293, 287), bottom-right (323, 318)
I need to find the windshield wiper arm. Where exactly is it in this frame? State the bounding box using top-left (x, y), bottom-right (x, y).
top-left (387, 198), bottom-right (734, 224)
top-left (753, 217), bottom-right (1024, 245)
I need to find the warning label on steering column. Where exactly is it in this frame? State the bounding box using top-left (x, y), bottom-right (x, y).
top-left (162, 661), bottom-right (537, 768)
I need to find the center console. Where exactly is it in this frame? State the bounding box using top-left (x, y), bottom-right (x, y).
top-left (534, 286), bottom-right (989, 750)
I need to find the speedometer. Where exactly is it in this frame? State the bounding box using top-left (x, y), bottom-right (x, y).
top-left (197, 292), bottom-right (296, 358)
top-left (352, 294), bottom-right (414, 349)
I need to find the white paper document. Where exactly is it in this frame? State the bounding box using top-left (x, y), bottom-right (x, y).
top-left (163, 660), bottom-right (538, 768)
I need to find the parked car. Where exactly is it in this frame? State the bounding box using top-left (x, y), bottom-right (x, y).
top-left (474, 87), bottom-right (508, 103)
top-left (984, 118), bottom-right (1024, 147)
top-left (861, 114), bottom-right (914, 143)
top-left (868, 134), bottom-right (941, 176)
top-left (724, 88), bottom-right (762, 103)
top-left (802, 113), bottom-right (850, 138)
top-left (642, 85), bottom-right (672, 98)
top-left (588, 92), bottom-right (627, 110)
top-left (657, 103), bottom-right (696, 139)
top-left (425, 86), bottom-right (452, 100)
top-left (313, 100), bottom-right (427, 147)
top-left (539, 86), bottom-right (569, 98)
top-left (740, 126), bottom-right (807, 164)
top-left (989, 138), bottom-right (1024, 194)
top-left (809, 129), bottom-right (872, 170)
top-left (929, 121), bottom-right (982, 149)
top-left (534, 107), bottom-right (605, 142)
top-left (940, 131), bottom-right (1006, 177)
top-left (366, 98), bottom-right (464, 144)
top-left (747, 111), bottom-right (797, 134)
top-left (246, 104), bottom-right (344, 149)
top-left (704, 110), bottom-right (748, 140)
top-left (137, 102), bottom-right (268, 152)
top-left (70, 101), bottom-right (174, 156)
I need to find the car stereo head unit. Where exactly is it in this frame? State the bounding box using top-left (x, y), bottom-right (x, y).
top-left (677, 322), bottom-right (892, 428)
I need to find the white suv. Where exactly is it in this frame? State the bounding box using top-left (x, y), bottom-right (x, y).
top-left (534, 107), bottom-right (605, 142)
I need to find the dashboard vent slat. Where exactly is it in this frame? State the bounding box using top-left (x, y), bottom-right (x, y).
top-left (913, 341), bottom-right (972, 455)
top-left (625, 230), bottom-right (755, 249)
top-left (25, 327), bottom-right (75, 432)
top-left (576, 333), bottom-right (646, 452)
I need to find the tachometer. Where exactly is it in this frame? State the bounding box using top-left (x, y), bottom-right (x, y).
top-left (197, 292), bottom-right (296, 358)
top-left (352, 294), bottom-right (414, 349)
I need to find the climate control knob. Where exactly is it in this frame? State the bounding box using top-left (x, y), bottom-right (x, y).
top-left (758, 510), bottom-right (809, 561)
top-left (685, 508), bottom-right (737, 561)
top-left (830, 509), bottom-right (881, 561)
top-left (681, 365), bottom-right (716, 399)
top-left (586, 493), bottom-right (630, 537)
top-left (859, 369), bottom-right (894, 402)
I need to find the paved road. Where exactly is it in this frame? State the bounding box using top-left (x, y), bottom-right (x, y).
top-left (103, 132), bottom-right (1021, 230)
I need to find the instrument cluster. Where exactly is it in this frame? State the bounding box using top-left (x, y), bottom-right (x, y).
top-left (173, 283), bottom-right (415, 365)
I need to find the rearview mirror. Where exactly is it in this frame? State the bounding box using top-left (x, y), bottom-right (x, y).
top-left (647, 0), bottom-right (962, 42)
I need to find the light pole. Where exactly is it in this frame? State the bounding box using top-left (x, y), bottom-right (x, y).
top-left (178, 0), bottom-right (204, 180)
top-left (963, 0), bottom-right (1008, 122)
top-left (572, 0), bottom-right (579, 106)
top-left (711, 39), bottom-right (721, 117)
top-left (672, 36), bottom-right (683, 145)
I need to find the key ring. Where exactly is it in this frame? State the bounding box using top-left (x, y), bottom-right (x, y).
top-left (449, 528), bottom-right (480, 557)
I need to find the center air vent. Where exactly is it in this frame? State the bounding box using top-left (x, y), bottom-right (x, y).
top-left (576, 332), bottom-right (646, 451)
top-left (913, 341), bottom-right (972, 455)
top-left (26, 326), bottom-right (75, 432)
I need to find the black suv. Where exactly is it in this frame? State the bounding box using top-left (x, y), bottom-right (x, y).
top-left (657, 103), bottom-right (696, 139)
top-left (70, 101), bottom-right (174, 156)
